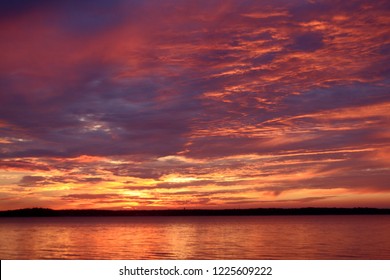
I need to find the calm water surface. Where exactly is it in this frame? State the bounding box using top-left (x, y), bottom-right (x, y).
top-left (0, 215), bottom-right (389, 259)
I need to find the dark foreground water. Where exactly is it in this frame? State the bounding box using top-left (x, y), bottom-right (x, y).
top-left (0, 215), bottom-right (389, 259)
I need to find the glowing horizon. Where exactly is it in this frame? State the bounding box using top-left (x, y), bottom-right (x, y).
top-left (1, 0), bottom-right (389, 210)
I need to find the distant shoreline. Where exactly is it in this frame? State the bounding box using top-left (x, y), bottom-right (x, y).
top-left (1, 207), bottom-right (390, 217)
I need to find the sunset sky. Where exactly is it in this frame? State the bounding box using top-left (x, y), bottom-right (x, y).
top-left (0, 0), bottom-right (389, 210)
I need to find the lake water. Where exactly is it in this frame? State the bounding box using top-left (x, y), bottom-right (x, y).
top-left (0, 215), bottom-right (389, 259)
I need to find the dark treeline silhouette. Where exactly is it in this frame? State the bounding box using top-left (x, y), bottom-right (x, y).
top-left (0, 207), bottom-right (389, 217)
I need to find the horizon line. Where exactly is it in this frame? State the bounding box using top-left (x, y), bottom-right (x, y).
top-left (1, 207), bottom-right (390, 217)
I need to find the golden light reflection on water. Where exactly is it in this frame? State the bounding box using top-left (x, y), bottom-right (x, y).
top-left (0, 216), bottom-right (390, 259)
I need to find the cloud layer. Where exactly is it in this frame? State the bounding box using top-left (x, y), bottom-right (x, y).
top-left (1, 0), bottom-right (389, 209)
